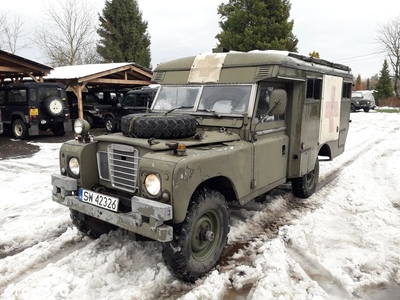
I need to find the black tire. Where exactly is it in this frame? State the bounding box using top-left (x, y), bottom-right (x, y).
top-left (162, 189), bottom-right (229, 282)
top-left (122, 114), bottom-right (197, 139)
top-left (350, 104), bottom-right (356, 112)
top-left (105, 116), bottom-right (117, 133)
top-left (52, 123), bottom-right (66, 136)
top-left (291, 158), bottom-right (319, 198)
top-left (12, 119), bottom-right (29, 140)
top-left (363, 107), bottom-right (370, 113)
top-left (70, 209), bottom-right (118, 238)
top-left (83, 113), bottom-right (94, 127)
top-left (44, 96), bottom-right (64, 116)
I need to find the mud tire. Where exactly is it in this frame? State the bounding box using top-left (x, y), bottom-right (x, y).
top-left (12, 119), bottom-right (29, 140)
top-left (162, 189), bottom-right (229, 282)
top-left (121, 114), bottom-right (196, 139)
top-left (291, 158), bottom-right (319, 198)
top-left (70, 209), bottom-right (117, 238)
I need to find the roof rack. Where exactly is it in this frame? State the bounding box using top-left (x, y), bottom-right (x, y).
top-left (288, 53), bottom-right (351, 72)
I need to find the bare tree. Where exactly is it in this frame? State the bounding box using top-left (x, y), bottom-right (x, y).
top-left (0, 12), bottom-right (30, 54)
top-left (377, 15), bottom-right (400, 98)
top-left (35, 0), bottom-right (99, 66)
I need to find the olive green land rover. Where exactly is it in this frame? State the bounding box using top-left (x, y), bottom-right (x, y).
top-left (51, 49), bottom-right (352, 282)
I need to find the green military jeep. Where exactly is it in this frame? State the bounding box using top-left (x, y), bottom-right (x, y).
top-left (52, 49), bottom-right (352, 282)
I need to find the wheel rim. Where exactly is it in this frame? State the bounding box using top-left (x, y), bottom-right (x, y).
top-left (14, 123), bottom-right (23, 137)
top-left (305, 170), bottom-right (315, 188)
top-left (191, 210), bottom-right (221, 262)
top-left (50, 100), bottom-right (63, 114)
top-left (106, 119), bottom-right (113, 131)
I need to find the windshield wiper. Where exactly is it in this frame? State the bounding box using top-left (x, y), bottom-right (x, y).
top-left (196, 109), bottom-right (221, 118)
top-left (166, 105), bottom-right (194, 113)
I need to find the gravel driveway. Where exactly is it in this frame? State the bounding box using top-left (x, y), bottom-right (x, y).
top-left (0, 128), bottom-right (107, 160)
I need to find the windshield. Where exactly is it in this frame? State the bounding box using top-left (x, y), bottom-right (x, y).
top-left (152, 85), bottom-right (252, 114)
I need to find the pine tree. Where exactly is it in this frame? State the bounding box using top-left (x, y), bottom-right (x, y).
top-left (355, 74), bottom-right (362, 90)
top-left (97, 0), bottom-right (151, 68)
top-left (216, 0), bottom-right (298, 52)
top-left (374, 59), bottom-right (393, 104)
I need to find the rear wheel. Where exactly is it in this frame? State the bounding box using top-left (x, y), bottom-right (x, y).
top-left (162, 189), bottom-right (229, 282)
top-left (291, 158), bottom-right (319, 198)
top-left (70, 209), bottom-right (117, 238)
top-left (52, 123), bottom-right (66, 136)
top-left (12, 119), bottom-right (29, 140)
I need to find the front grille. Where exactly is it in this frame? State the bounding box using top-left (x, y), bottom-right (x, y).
top-left (97, 144), bottom-right (139, 192)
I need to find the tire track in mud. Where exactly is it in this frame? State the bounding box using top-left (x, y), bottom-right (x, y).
top-left (0, 226), bottom-right (70, 260)
top-left (0, 230), bottom-right (88, 295)
top-left (155, 124), bottom-right (400, 300)
top-left (216, 124), bottom-right (400, 300)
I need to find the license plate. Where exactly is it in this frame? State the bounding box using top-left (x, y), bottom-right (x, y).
top-left (30, 108), bottom-right (39, 116)
top-left (79, 189), bottom-right (119, 212)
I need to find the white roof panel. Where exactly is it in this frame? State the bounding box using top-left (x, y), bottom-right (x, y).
top-left (45, 63), bottom-right (132, 80)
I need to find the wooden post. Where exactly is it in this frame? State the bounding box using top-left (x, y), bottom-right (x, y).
top-left (73, 85), bottom-right (84, 119)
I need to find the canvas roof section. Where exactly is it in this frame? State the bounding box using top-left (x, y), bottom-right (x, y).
top-left (0, 50), bottom-right (53, 84)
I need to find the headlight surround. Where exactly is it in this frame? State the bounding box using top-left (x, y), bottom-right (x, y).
top-left (68, 157), bottom-right (80, 176)
top-left (74, 118), bottom-right (90, 135)
top-left (144, 173), bottom-right (161, 196)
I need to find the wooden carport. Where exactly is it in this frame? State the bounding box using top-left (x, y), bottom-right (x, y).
top-left (44, 62), bottom-right (154, 119)
top-left (0, 50), bottom-right (53, 84)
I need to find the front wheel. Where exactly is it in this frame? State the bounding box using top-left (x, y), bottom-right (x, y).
top-left (70, 209), bottom-right (117, 238)
top-left (162, 189), bottom-right (229, 282)
top-left (291, 158), bottom-right (319, 198)
top-left (105, 116), bottom-right (117, 133)
top-left (12, 119), bottom-right (29, 140)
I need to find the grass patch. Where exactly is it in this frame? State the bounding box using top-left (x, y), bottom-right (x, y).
top-left (375, 107), bottom-right (400, 113)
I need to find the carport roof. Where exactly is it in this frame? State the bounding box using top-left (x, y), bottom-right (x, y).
top-left (44, 62), bottom-right (154, 88)
top-left (0, 50), bottom-right (53, 82)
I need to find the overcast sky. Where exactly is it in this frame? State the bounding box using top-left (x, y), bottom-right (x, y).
top-left (2, 0), bottom-right (399, 78)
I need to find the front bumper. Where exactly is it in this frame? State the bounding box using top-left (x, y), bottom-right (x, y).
top-left (51, 174), bottom-right (173, 242)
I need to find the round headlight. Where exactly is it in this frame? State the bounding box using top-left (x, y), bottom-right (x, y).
top-left (74, 118), bottom-right (90, 135)
top-left (144, 174), bottom-right (161, 196)
top-left (69, 157), bottom-right (80, 176)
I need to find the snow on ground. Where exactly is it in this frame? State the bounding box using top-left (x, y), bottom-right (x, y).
top-left (1, 112), bottom-right (400, 300)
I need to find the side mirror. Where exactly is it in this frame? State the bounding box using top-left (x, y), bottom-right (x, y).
top-left (269, 89), bottom-right (287, 116)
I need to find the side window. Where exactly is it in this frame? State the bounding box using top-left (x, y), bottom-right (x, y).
top-left (306, 79), bottom-right (322, 99)
top-left (0, 90), bottom-right (5, 103)
top-left (123, 94), bottom-right (137, 106)
top-left (30, 89), bottom-right (37, 102)
top-left (255, 86), bottom-right (285, 123)
top-left (342, 82), bottom-right (352, 98)
top-left (136, 94), bottom-right (148, 107)
top-left (8, 89), bottom-right (27, 103)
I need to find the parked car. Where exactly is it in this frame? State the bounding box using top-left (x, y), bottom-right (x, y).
top-left (0, 82), bottom-right (72, 139)
top-left (351, 90), bottom-right (376, 111)
top-left (102, 86), bottom-right (158, 133)
top-left (351, 91), bottom-right (373, 112)
top-left (67, 91), bottom-right (120, 127)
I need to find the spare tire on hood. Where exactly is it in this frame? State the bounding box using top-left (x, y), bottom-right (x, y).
top-left (121, 113), bottom-right (197, 139)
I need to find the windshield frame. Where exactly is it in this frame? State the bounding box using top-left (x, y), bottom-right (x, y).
top-left (151, 84), bottom-right (256, 117)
